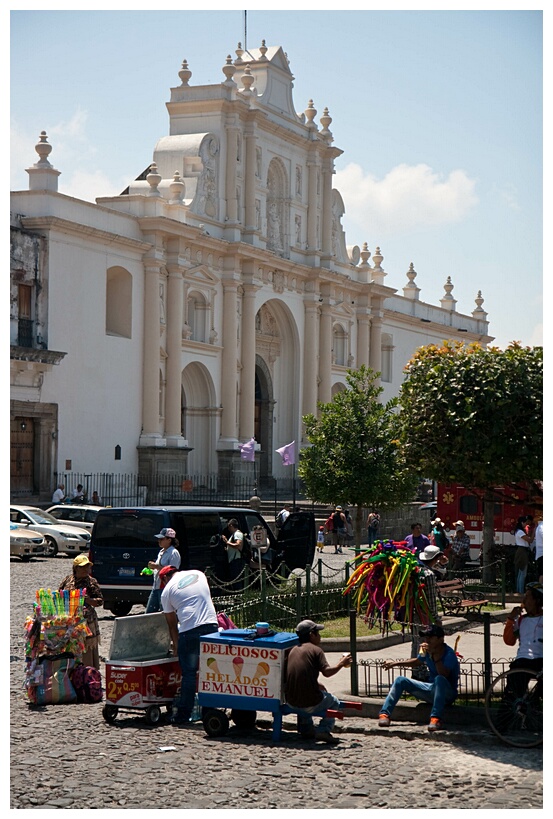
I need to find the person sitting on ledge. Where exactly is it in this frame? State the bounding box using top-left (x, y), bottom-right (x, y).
top-left (378, 624), bottom-right (460, 733)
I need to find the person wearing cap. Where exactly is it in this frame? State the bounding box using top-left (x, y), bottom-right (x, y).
top-left (159, 566), bottom-right (218, 726)
top-left (145, 528), bottom-right (181, 614)
top-left (406, 545), bottom-right (445, 668)
top-left (59, 554), bottom-right (103, 669)
top-left (221, 519), bottom-right (245, 590)
top-left (403, 522), bottom-right (430, 556)
top-left (378, 624), bottom-right (460, 732)
top-left (284, 619), bottom-right (352, 744)
top-left (449, 521), bottom-right (471, 571)
top-left (430, 518), bottom-right (449, 552)
top-left (331, 506), bottom-right (347, 554)
top-left (503, 582), bottom-right (543, 696)
top-left (317, 526), bottom-right (325, 552)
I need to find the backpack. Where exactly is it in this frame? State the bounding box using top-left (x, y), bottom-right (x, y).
top-left (275, 511), bottom-right (286, 529)
top-left (71, 664), bottom-right (103, 703)
top-left (217, 611), bottom-right (237, 630)
top-left (240, 535), bottom-right (252, 563)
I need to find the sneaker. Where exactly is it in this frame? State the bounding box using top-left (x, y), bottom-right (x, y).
top-left (378, 713), bottom-right (391, 727)
top-left (428, 717), bottom-right (443, 732)
top-left (315, 731), bottom-right (339, 745)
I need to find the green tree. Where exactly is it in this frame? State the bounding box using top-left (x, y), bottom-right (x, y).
top-left (299, 366), bottom-right (419, 546)
top-left (398, 341), bottom-right (543, 580)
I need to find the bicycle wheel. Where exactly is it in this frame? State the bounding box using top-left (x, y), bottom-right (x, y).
top-left (485, 669), bottom-right (542, 748)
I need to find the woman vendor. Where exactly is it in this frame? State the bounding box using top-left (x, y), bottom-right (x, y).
top-left (59, 554), bottom-right (103, 669)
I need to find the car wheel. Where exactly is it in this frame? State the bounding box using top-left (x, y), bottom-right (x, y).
top-left (44, 536), bottom-right (59, 557)
top-left (109, 602), bottom-right (133, 617)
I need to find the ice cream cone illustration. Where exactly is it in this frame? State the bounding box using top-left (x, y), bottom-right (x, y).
top-left (206, 657), bottom-right (221, 674)
top-left (232, 656), bottom-right (244, 680)
top-left (254, 661), bottom-right (270, 679)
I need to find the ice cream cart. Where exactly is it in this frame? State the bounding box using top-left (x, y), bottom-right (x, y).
top-left (102, 612), bottom-right (185, 725)
top-left (198, 628), bottom-right (299, 740)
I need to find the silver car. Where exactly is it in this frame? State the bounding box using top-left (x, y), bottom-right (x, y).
top-left (46, 504), bottom-right (102, 533)
top-left (10, 505), bottom-right (91, 558)
top-left (10, 523), bottom-right (46, 561)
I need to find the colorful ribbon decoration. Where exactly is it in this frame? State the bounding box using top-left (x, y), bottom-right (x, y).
top-left (343, 540), bottom-right (434, 632)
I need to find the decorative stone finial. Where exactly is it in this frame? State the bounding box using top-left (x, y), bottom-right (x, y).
top-left (360, 243), bottom-right (372, 266)
top-left (259, 40), bottom-right (268, 60)
top-left (472, 290), bottom-right (488, 319)
top-left (372, 247), bottom-right (383, 270)
top-left (146, 163), bottom-right (162, 197)
top-left (320, 107), bottom-right (332, 136)
top-left (235, 43), bottom-right (244, 65)
top-left (305, 100), bottom-right (318, 128)
top-left (34, 131), bottom-right (53, 167)
top-left (178, 59), bottom-right (192, 86)
top-left (440, 276), bottom-right (457, 311)
top-left (169, 170), bottom-right (185, 204)
top-left (403, 262), bottom-right (421, 300)
top-left (222, 55), bottom-right (237, 84)
top-left (240, 65), bottom-right (255, 95)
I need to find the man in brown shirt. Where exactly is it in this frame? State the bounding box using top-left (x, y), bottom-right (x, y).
top-left (285, 619), bottom-right (352, 744)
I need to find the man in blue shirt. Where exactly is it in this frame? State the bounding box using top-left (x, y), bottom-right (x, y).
top-left (377, 624), bottom-right (460, 732)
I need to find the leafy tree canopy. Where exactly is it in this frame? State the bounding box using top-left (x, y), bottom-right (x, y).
top-left (298, 366), bottom-right (419, 511)
top-left (398, 341), bottom-right (543, 487)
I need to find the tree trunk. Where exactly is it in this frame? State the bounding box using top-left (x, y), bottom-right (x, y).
top-left (482, 492), bottom-right (496, 584)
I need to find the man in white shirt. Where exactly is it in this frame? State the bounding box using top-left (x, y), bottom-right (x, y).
top-left (160, 566), bottom-right (218, 726)
top-left (52, 484), bottom-right (65, 503)
top-left (221, 519), bottom-right (244, 589)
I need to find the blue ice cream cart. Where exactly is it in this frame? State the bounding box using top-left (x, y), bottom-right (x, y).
top-left (198, 627), bottom-right (299, 740)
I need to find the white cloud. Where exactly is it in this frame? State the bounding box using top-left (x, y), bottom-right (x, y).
top-left (335, 162), bottom-right (479, 240)
top-left (62, 169), bottom-right (127, 202)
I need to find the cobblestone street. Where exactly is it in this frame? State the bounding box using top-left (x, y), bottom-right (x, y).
top-left (10, 556), bottom-right (543, 811)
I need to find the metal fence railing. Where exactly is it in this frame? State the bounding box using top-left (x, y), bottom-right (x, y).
top-left (51, 471), bottom-right (311, 508)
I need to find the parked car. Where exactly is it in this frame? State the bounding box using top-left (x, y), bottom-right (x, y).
top-left (9, 505), bottom-right (91, 558)
top-left (10, 522), bottom-right (46, 561)
top-left (89, 505), bottom-right (316, 616)
top-left (46, 504), bottom-right (102, 533)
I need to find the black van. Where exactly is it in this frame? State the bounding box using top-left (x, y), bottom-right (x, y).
top-left (88, 506), bottom-right (316, 615)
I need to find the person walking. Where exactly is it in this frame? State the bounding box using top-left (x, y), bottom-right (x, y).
top-left (58, 555), bottom-right (103, 670)
top-left (145, 527), bottom-right (181, 613)
top-left (285, 619), bottom-right (352, 744)
top-left (331, 506), bottom-right (347, 554)
top-left (160, 565), bottom-right (218, 726)
top-left (367, 510), bottom-right (380, 546)
top-left (378, 624), bottom-right (460, 732)
top-left (221, 518), bottom-right (245, 590)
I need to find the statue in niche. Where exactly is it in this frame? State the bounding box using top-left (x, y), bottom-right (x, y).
top-left (256, 147), bottom-right (262, 178)
top-left (159, 283), bottom-right (166, 324)
top-left (255, 199), bottom-right (261, 230)
top-left (295, 165), bottom-right (302, 197)
top-left (267, 200), bottom-right (283, 252)
top-left (194, 135), bottom-right (218, 218)
top-left (295, 214), bottom-right (302, 246)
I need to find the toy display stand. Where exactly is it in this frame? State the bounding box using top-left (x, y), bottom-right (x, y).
top-left (24, 588), bottom-right (89, 705)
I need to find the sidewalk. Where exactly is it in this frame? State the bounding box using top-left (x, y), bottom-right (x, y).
top-left (295, 610), bottom-right (514, 736)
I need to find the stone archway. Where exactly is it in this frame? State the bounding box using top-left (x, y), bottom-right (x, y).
top-left (181, 362), bottom-right (217, 476)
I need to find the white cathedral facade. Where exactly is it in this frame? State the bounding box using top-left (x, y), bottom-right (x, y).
top-left (10, 43), bottom-right (492, 501)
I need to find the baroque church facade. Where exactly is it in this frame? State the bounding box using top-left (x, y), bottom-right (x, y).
top-left (10, 43), bottom-right (492, 501)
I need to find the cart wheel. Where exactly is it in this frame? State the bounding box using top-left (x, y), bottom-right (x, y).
top-left (230, 709), bottom-right (257, 729)
top-left (202, 708), bottom-right (230, 737)
top-left (102, 704), bottom-right (118, 723)
top-left (145, 705), bottom-right (162, 726)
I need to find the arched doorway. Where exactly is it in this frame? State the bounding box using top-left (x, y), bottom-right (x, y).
top-left (181, 362), bottom-right (217, 476)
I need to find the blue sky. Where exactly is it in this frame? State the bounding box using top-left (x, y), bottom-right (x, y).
top-left (9, 5), bottom-right (544, 351)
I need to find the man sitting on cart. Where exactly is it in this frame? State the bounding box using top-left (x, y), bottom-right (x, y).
top-left (285, 619), bottom-right (352, 745)
top-left (159, 565), bottom-right (218, 726)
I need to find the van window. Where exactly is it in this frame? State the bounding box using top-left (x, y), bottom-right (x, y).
top-left (169, 512), bottom-right (220, 570)
top-left (459, 495), bottom-right (479, 516)
top-left (93, 510), bottom-right (165, 544)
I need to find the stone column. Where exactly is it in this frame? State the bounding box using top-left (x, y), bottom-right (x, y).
top-left (225, 121), bottom-right (239, 223)
top-left (306, 156), bottom-right (319, 251)
top-left (320, 157), bottom-right (333, 267)
top-left (318, 301), bottom-right (332, 404)
top-left (302, 300), bottom-right (320, 418)
top-left (140, 258), bottom-right (163, 444)
top-left (220, 273), bottom-right (240, 442)
top-left (239, 281), bottom-right (257, 440)
top-left (165, 261), bottom-right (185, 444)
top-left (369, 311), bottom-right (383, 386)
top-left (244, 126), bottom-right (257, 233)
top-left (356, 311), bottom-right (371, 369)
